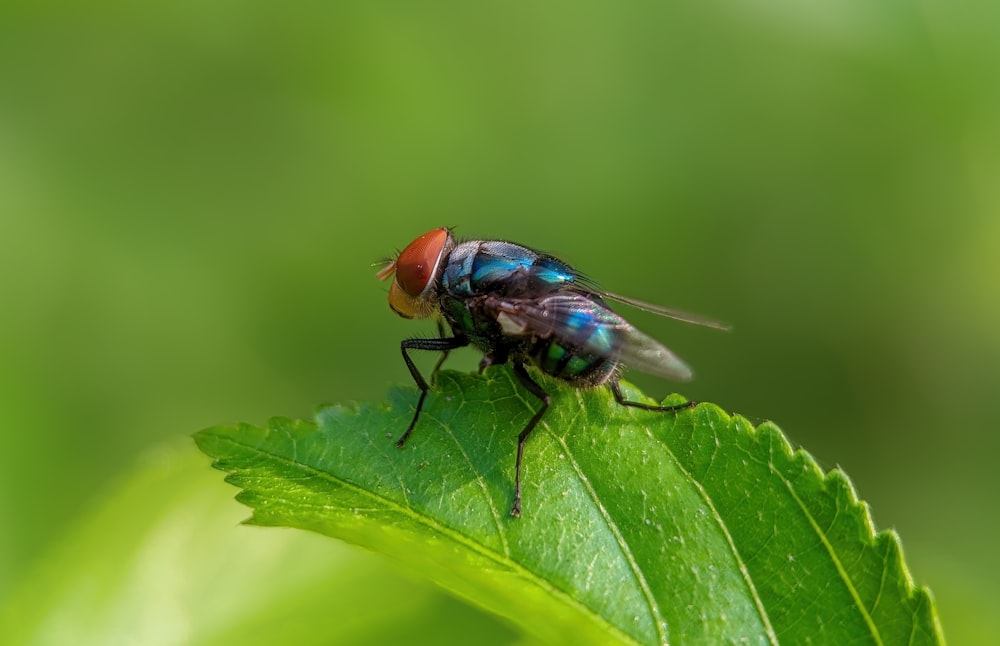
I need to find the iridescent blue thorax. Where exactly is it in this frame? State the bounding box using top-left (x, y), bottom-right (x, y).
top-left (441, 240), bottom-right (576, 298)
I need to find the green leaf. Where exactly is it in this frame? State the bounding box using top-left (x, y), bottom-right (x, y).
top-left (195, 367), bottom-right (944, 645)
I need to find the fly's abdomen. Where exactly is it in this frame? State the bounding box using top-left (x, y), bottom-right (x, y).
top-left (529, 304), bottom-right (620, 387)
top-left (532, 339), bottom-right (616, 386)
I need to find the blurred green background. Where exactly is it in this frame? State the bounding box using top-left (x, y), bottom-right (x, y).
top-left (1, 1), bottom-right (997, 643)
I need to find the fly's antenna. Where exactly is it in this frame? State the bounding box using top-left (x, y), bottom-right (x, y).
top-left (374, 251), bottom-right (399, 281)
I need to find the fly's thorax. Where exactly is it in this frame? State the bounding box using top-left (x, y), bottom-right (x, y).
top-left (440, 293), bottom-right (518, 356)
top-left (440, 239), bottom-right (576, 299)
top-left (440, 241), bottom-right (480, 296)
top-left (440, 294), bottom-right (476, 337)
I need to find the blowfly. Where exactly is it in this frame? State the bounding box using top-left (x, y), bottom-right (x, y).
top-left (377, 227), bottom-right (727, 517)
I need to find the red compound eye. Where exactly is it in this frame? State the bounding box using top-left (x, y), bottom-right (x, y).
top-left (395, 228), bottom-right (450, 297)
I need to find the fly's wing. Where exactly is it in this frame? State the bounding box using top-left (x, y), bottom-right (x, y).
top-left (601, 291), bottom-right (731, 331)
top-left (487, 292), bottom-right (693, 381)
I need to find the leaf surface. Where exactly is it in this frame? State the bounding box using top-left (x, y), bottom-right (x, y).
top-left (195, 367), bottom-right (942, 645)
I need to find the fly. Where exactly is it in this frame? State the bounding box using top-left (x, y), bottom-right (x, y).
top-left (376, 227), bottom-right (727, 517)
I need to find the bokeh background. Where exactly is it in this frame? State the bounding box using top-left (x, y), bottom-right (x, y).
top-left (2, 1), bottom-right (997, 643)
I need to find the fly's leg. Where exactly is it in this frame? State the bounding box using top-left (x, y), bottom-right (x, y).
top-left (609, 380), bottom-right (697, 413)
top-left (429, 320), bottom-right (451, 386)
top-left (398, 336), bottom-right (469, 447)
top-left (509, 362), bottom-right (551, 518)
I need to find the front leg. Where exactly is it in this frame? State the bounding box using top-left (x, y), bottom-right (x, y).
top-left (429, 319), bottom-right (451, 386)
top-left (398, 335), bottom-right (469, 447)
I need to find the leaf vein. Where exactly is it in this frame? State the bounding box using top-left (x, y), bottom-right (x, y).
top-left (781, 473), bottom-right (884, 645)
top-left (652, 419), bottom-right (780, 646)
top-left (426, 410), bottom-right (511, 557)
top-left (549, 392), bottom-right (668, 646)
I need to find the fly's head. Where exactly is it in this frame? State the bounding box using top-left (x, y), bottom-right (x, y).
top-left (377, 227), bottom-right (455, 319)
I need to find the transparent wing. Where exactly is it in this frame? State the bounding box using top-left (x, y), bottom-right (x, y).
top-left (486, 292), bottom-right (693, 381)
top-left (601, 291), bottom-right (731, 331)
